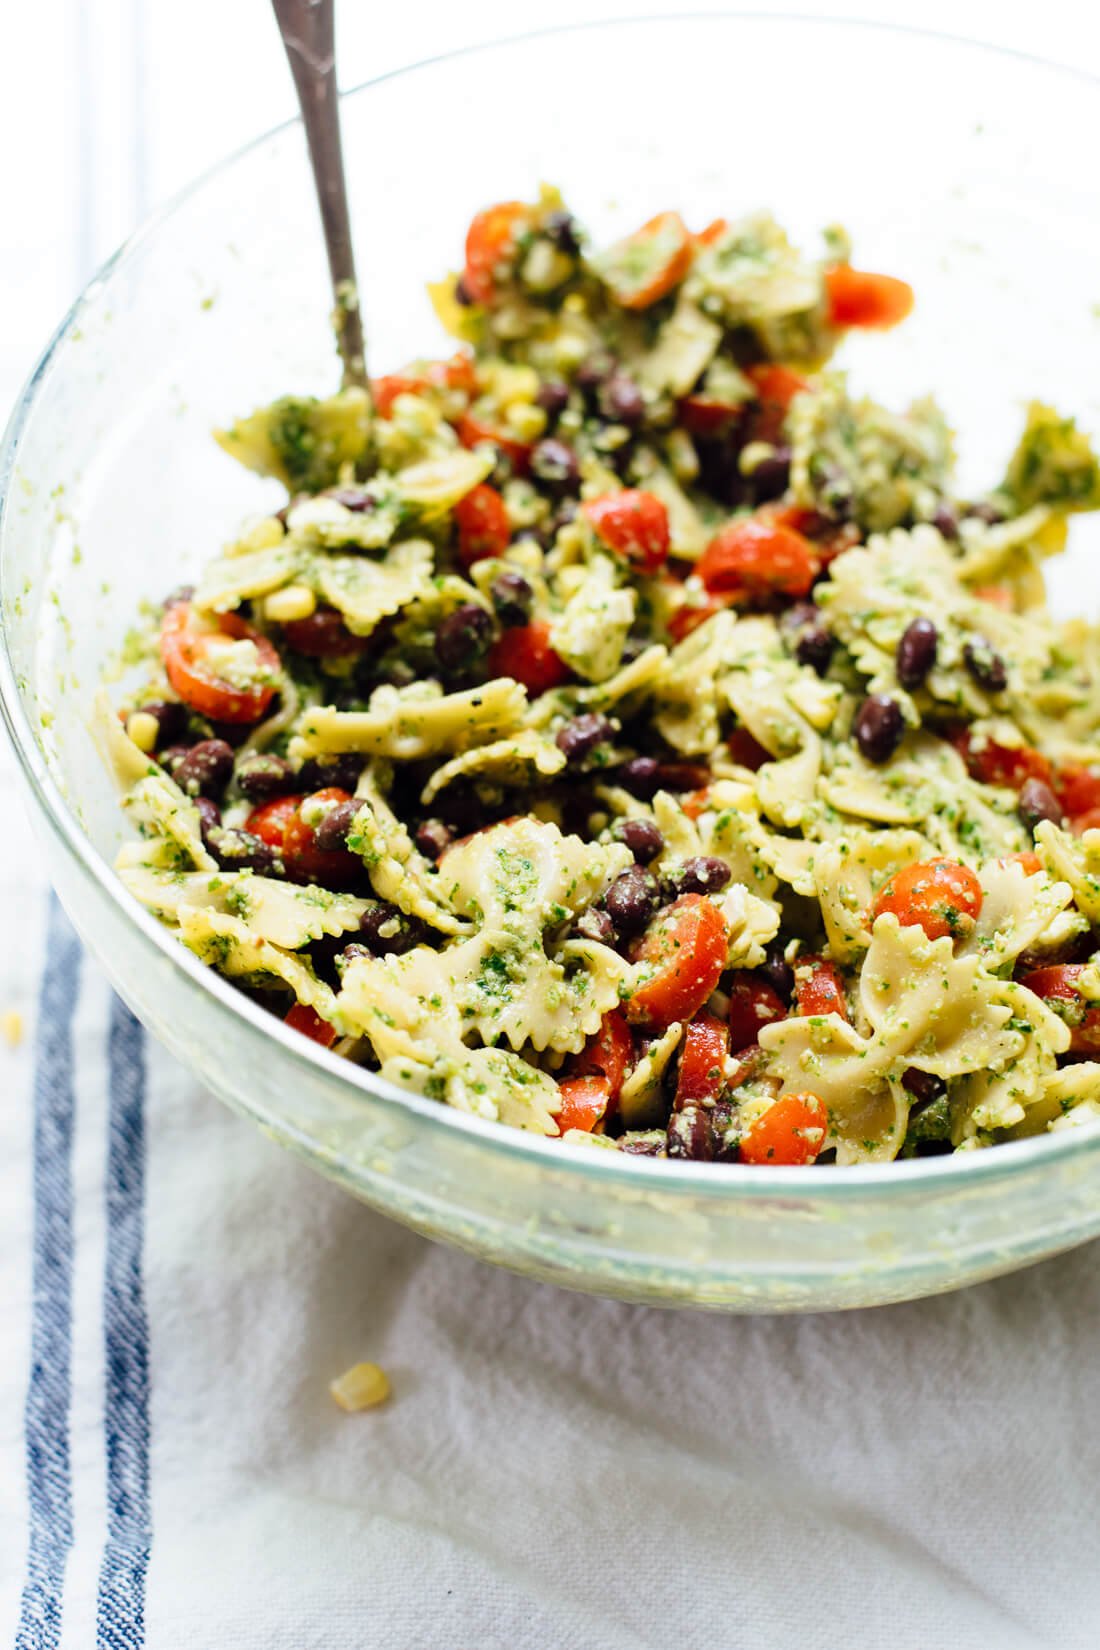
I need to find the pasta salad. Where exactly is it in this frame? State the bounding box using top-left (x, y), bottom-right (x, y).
top-left (98, 188), bottom-right (1100, 1166)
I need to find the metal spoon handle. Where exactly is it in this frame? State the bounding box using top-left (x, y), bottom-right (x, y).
top-left (271, 0), bottom-right (368, 393)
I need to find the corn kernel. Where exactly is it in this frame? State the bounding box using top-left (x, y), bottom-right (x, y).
top-left (484, 362), bottom-right (539, 407)
top-left (229, 514), bottom-right (285, 558)
top-left (330, 1361), bottom-right (391, 1412)
top-left (1, 1010), bottom-right (24, 1049)
top-left (264, 584), bottom-right (317, 624)
top-left (505, 402), bottom-right (547, 443)
top-left (126, 711), bottom-right (160, 753)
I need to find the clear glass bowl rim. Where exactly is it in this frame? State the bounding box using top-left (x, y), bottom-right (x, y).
top-left (3, 8), bottom-right (1100, 1202)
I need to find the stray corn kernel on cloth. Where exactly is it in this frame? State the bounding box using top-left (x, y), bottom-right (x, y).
top-left (5, 900), bottom-right (1100, 1649)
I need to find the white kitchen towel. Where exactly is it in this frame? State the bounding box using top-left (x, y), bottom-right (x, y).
top-left (3, 897), bottom-right (1100, 1650)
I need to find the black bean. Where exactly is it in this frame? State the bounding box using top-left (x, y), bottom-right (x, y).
top-left (619, 1131), bottom-right (667, 1157)
top-left (235, 752), bottom-right (294, 801)
top-left (173, 738), bottom-right (235, 799)
top-left (574, 906), bottom-right (616, 946)
top-left (667, 1104), bottom-right (716, 1162)
top-left (530, 438), bottom-right (580, 495)
top-left (931, 502), bottom-right (959, 540)
top-left (556, 712), bottom-right (615, 762)
top-left (902, 1068), bottom-right (947, 1110)
top-left (453, 274), bottom-right (475, 307)
top-left (709, 1099), bottom-right (742, 1163)
top-left (749, 445), bottom-right (792, 505)
top-left (415, 819), bottom-right (453, 861)
top-left (327, 485), bottom-right (375, 512)
top-left (616, 756), bottom-right (660, 798)
top-left (207, 826), bottom-right (282, 875)
top-left (896, 617), bottom-right (939, 691)
top-left (780, 603), bottom-right (833, 677)
top-left (575, 351), bottom-right (616, 393)
top-left (543, 209), bottom-right (581, 254)
top-left (1018, 778), bottom-right (1063, 834)
top-left (136, 699), bottom-right (189, 747)
top-left (758, 941), bottom-right (794, 1005)
top-left (663, 856), bottom-right (732, 899)
top-left (536, 378), bottom-right (570, 419)
top-left (964, 500), bottom-right (1006, 526)
top-left (357, 903), bottom-right (422, 957)
top-left (854, 694), bottom-right (905, 764)
top-left (598, 373), bottom-right (645, 428)
top-left (963, 636), bottom-right (1008, 693)
top-left (157, 744), bottom-right (192, 781)
top-left (611, 818), bottom-right (664, 865)
top-left (490, 569), bottom-right (534, 627)
top-left (193, 796), bottom-right (221, 849)
top-left (313, 799), bottom-right (360, 853)
top-left (602, 865), bottom-right (661, 937)
top-left (296, 754), bottom-right (363, 794)
top-left (434, 603), bottom-right (494, 674)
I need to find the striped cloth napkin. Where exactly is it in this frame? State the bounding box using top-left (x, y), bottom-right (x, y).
top-left (5, 890), bottom-right (1100, 1648)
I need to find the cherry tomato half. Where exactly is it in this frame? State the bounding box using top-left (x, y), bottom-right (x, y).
top-left (582, 490), bottom-right (671, 574)
top-left (627, 894), bottom-right (729, 1029)
top-left (675, 1014), bottom-right (730, 1108)
top-left (597, 211), bottom-right (693, 310)
top-left (284, 1002), bottom-right (338, 1048)
top-left (568, 1010), bottom-right (633, 1104)
top-left (486, 621), bottom-right (570, 696)
top-left (872, 857), bottom-right (983, 942)
top-left (553, 1075), bottom-right (612, 1135)
top-left (794, 956), bottom-right (849, 1021)
top-left (247, 788), bottom-right (362, 888)
top-left (953, 731), bottom-right (1053, 792)
top-left (739, 1092), bottom-right (828, 1166)
top-left (160, 602), bottom-right (281, 725)
top-left (463, 201), bottom-right (528, 304)
top-left (696, 516), bottom-right (819, 603)
top-left (824, 264), bottom-right (914, 330)
top-left (453, 483), bottom-right (511, 568)
top-left (727, 971), bottom-right (787, 1052)
top-left (1019, 964), bottom-right (1100, 1055)
top-left (1056, 766), bottom-right (1100, 819)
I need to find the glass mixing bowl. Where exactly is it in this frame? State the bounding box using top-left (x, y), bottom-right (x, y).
top-left (4, 16), bottom-right (1100, 1312)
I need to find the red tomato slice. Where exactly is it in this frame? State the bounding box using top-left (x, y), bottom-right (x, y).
top-left (281, 606), bottom-right (369, 659)
top-left (973, 583), bottom-right (1015, 611)
top-left (597, 211), bottom-right (694, 310)
top-left (554, 1075), bottom-right (612, 1135)
top-left (1020, 964), bottom-right (1100, 1054)
top-left (740, 1092), bottom-right (827, 1166)
top-left (1071, 808), bottom-right (1100, 836)
top-left (457, 410), bottom-right (533, 475)
top-left (727, 972), bottom-right (787, 1051)
top-left (627, 895), bottom-right (729, 1029)
top-left (696, 517), bottom-right (819, 602)
top-left (872, 858), bottom-right (983, 942)
top-left (694, 217), bottom-right (729, 248)
top-left (1056, 766), bottom-right (1100, 818)
top-left (677, 394), bottom-right (747, 438)
top-left (374, 353), bottom-right (478, 416)
top-left (582, 490), bottom-right (671, 574)
top-left (569, 1010), bottom-right (633, 1102)
top-left (1004, 850), bottom-right (1043, 875)
top-left (453, 483), bottom-right (511, 568)
top-left (745, 363), bottom-right (813, 411)
top-left (794, 956), bottom-right (849, 1021)
top-left (160, 602), bottom-right (280, 725)
top-left (463, 201), bottom-right (528, 304)
top-left (486, 621), bottom-right (570, 695)
top-left (284, 1002), bottom-right (338, 1048)
top-left (953, 731), bottom-right (1053, 792)
top-left (427, 351), bottom-right (478, 395)
top-left (667, 594), bottom-right (735, 642)
top-left (824, 264), bottom-right (914, 330)
top-left (248, 789), bottom-right (361, 888)
top-left (371, 373), bottom-right (425, 419)
top-left (675, 1014), bottom-right (730, 1108)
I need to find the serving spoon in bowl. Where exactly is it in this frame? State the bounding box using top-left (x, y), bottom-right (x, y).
top-left (270, 0), bottom-right (371, 398)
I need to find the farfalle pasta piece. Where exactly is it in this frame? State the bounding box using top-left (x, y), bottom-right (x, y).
top-left (715, 883), bottom-right (781, 970)
top-left (619, 1021), bottom-right (684, 1129)
top-left (292, 677), bottom-right (528, 762)
top-left (812, 829), bottom-right (930, 962)
top-left (347, 772), bottom-right (470, 935)
top-left (192, 542), bottom-right (302, 614)
top-left (549, 554), bottom-right (635, 681)
top-left (314, 539), bottom-right (434, 635)
top-left (420, 730), bottom-right (566, 804)
top-left (178, 907), bottom-right (336, 1018)
top-left (960, 858), bottom-right (1080, 971)
top-left (122, 773), bottom-right (217, 873)
top-left (121, 865), bottom-right (368, 948)
top-left (652, 610), bottom-right (736, 755)
top-left (1035, 821), bottom-right (1100, 926)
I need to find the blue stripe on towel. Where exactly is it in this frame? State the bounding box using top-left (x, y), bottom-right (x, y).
top-left (95, 997), bottom-right (152, 1649)
top-left (15, 899), bottom-right (82, 1650)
